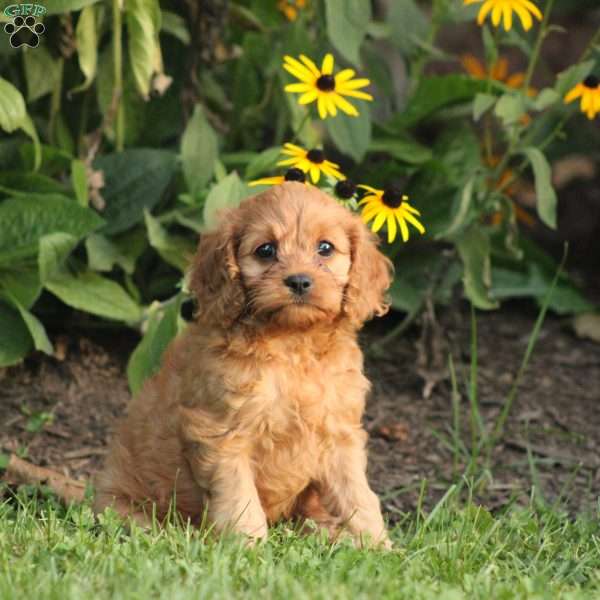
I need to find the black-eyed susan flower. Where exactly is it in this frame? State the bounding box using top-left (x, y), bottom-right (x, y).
top-left (358, 185), bottom-right (425, 244)
top-left (283, 54), bottom-right (373, 119)
top-left (249, 167), bottom-right (307, 187)
top-left (461, 54), bottom-right (527, 89)
top-left (277, 143), bottom-right (344, 183)
top-left (277, 0), bottom-right (307, 21)
top-left (463, 0), bottom-right (542, 31)
top-left (564, 75), bottom-right (600, 120)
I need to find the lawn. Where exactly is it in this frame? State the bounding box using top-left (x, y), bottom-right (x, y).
top-left (1, 489), bottom-right (599, 600)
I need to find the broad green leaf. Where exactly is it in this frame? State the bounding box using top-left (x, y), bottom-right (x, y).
top-left (20, 115), bottom-right (42, 170)
top-left (473, 93), bottom-right (497, 121)
top-left (390, 75), bottom-right (493, 128)
top-left (387, 0), bottom-right (428, 55)
top-left (180, 104), bottom-right (219, 196)
top-left (71, 159), bottom-right (88, 206)
top-left (5, 294), bottom-right (53, 355)
top-left (144, 210), bottom-right (195, 273)
top-left (245, 147), bottom-right (282, 180)
top-left (85, 231), bottom-right (145, 274)
top-left (0, 77), bottom-right (26, 132)
top-left (44, 0), bottom-right (100, 15)
top-left (368, 137), bottom-right (432, 165)
top-left (494, 93), bottom-right (526, 126)
top-left (521, 147), bottom-right (557, 229)
top-left (38, 233), bottom-right (78, 283)
top-left (127, 296), bottom-right (182, 394)
top-left (554, 60), bottom-right (594, 96)
top-left (456, 227), bottom-right (498, 310)
top-left (0, 302), bottom-right (32, 367)
top-left (325, 0), bottom-right (371, 65)
top-left (326, 107), bottom-right (371, 163)
top-left (0, 172), bottom-right (67, 195)
top-left (532, 88), bottom-right (560, 112)
top-left (73, 5), bottom-right (98, 92)
top-left (126, 0), bottom-right (161, 98)
top-left (0, 269), bottom-right (41, 309)
top-left (94, 148), bottom-right (177, 234)
top-left (23, 47), bottom-right (62, 102)
top-left (19, 143), bottom-right (72, 175)
top-left (161, 10), bottom-right (190, 44)
top-left (0, 194), bottom-right (104, 266)
top-left (203, 172), bottom-right (247, 231)
top-left (45, 270), bottom-right (142, 323)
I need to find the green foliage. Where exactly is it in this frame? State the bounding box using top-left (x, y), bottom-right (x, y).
top-left (0, 0), bottom-right (596, 382)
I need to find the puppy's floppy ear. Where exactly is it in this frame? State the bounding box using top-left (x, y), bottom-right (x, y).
top-left (343, 217), bottom-right (393, 326)
top-left (188, 218), bottom-right (245, 326)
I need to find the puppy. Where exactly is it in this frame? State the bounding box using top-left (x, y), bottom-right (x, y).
top-left (94, 182), bottom-right (393, 547)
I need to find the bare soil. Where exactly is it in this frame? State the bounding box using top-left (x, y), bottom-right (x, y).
top-left (1, 305), bottom-right (599, 519)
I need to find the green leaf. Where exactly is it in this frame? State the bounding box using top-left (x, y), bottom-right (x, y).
top-left (326, 107), bottom-right (372, 163)
top-left (94, 148), bottom-right (177, 234)
top-left (0, 77), bottom-right (26, 132)
top-left (368, 137), bottom-right (432, 165)
top-left (4, 294), bottom-right (53, 355)
top-left (0, 269), bottom-right (41, 310)
top-left (437, 176), bottom-right (477, 238)
top-left (203, 172), bottom-right (247, 231)
top-left (473, 93), bottom-right (497, 121)
top-left (38, 233), bottom-right (78, 284)
top-left (0, 301), bottom-right (32, 367)
top-left (521, 147), bottom-right (557, 229)
top-left (456, 227), bottom-right (499, 310)
top-left (44, 0), bottom-right (100, 15)
top-left (554, 60), bottom-right (594, 96)
top-left (144, 210), bottom-right (195, 273)
top-left (245, 147), bottom-right (282, 180)
top-left (390, 75), bottom-right (493, 128)
top-left (494, 93), bottom-right (526, 126)
top-left (72, 5), bottom-right (98, 92)
top-left (23, 47), bottom-right (62, 102)
top-left (71, 159), bottom-right (88, 206)
top-left (0, 194), bottom-right (104, 266)
top-left (126, 0), bottom-right (161, 98)
top-left (19, 116), bottom-right (42, 171)
top-left (127, 296), bottom-right (182, 394)
top-left (161, 10), bottom-right (190, 45)
top-left (180, 104), bottom-right (219, 196)
top-left (45, 270), bottom-right (142, 323)
top-left (325, 0), bottom-right (371, 65)
top-left (0, 172), bottom-right (67, 195)
top-left (532, 88), bottom-right (560, 112)
top-left (85, 232), bottom-right (145, 274)
top-left (387, 0), bottom-right (428, 55)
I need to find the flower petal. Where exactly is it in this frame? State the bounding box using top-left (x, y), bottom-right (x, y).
top-left (332, 93), bottom-right (359, 116)
top-left (371, 210), bottom-right (388, 233)
top-left (403, 210), bottom-right (426, 235)
top-left (321, 53), bottom-right (335, 75)
top-left (249, 176), bottom-right (285, 186)
top-left (284, 82), bottom-right (312, 93)
top-left (386, 214), bottom-right (397, 243)
top-left (336, 78), bottom-right (371, 90)
top-left (564, 84), bottom-right (583, 104)
top-left (317, 94), bottom-right (328, 119)
top-left (477, 0), bottom-right (495, 25)
top-left (337, 89), bottom-right (373, 101)
top-left (298, 89), bottom-right (319, 105)
top-left (335, 68), bottom-right (356, 83)
top-left (397, 215), bottom-right (410, 242)
top-left (521, 0), bottom-right (543, 21)
top-left (512, 3), bottom-right (533, 30)
top-left (283, 143), bottom-right (307, 155)
top-left (299, 54), bottom-right (321, 78)
top-left (502, 4), bottom-right (513, 30)
top-left (310, 165), bottom-right (321, 183)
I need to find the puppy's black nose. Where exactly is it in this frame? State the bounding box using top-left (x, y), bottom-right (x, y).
top-left (284, 273), bottom-right (313, 296)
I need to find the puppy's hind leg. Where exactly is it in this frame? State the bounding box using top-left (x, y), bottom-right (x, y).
top-left (293, 484), bottom-right (345, 541)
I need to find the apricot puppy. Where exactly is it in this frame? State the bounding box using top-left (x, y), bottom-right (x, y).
top-left (94, 182), bottom-right (392, 546)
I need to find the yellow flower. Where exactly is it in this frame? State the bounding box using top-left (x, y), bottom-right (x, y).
top-left (564, 75), bottom-right (600, 120)
top-left (463, 0), bottom-right (542, 31)
top-left (461, 54), bottom-right (527, 89)
top-left (358, 185), bottom-right (425, 243)
top-left (249, 168), bottom-right (307, 187)
top-left (277, 143), bottom-right (344, 183)
top-left (277, 0), bottom-right (307, 21)
top-left (283, 53), bottom-right (373, 119)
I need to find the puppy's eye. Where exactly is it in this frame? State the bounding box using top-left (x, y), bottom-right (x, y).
top-left (317, 240), bottom-right (334, 257)
top-left (255, 242), bottom-right (277, 259)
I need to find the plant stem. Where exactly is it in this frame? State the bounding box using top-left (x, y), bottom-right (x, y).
top-left (112, 0), bottom-right (124, 152)
top-left (523, 0), bottom-right (556, 92)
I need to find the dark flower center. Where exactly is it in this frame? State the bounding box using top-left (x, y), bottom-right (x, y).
top-left (335, 179), bottom-right (356, 199)
top-left (306, 149), bottom-right (325, 164)
top-left (284, 167), bottom-right (306, 182)
top-left (382, 185), bottom-right (405, 209)
top-left (583, 75), bottom-right (600, 89)
top-left (316, 74), bottom-right (335, 91)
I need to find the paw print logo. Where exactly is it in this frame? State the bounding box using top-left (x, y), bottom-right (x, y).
top-left (4, 15), bottom-right (45, 49)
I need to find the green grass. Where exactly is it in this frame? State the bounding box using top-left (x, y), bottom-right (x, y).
top-left (1, 490), bottom-right (599, 600)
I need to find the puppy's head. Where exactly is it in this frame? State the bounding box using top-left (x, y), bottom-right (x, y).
top-left (189, 182), bottom-right (392, 330)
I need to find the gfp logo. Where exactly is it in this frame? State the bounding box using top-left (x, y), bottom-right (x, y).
top-left (3, 4), bottom-right (46, 48)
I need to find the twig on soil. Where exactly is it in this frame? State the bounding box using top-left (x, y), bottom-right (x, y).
top-left (3, 455), bottom-right (86, 504)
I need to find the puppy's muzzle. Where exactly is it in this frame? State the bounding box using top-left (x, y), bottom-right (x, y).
top-left (284, 273), bottom-right (313, 296)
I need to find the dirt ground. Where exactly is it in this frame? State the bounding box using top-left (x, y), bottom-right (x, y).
top-left (1, 303), bottom-right (599, 520)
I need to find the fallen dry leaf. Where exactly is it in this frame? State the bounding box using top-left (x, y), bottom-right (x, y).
top-left (376, 422), bottom-right (410, 442)
top-left (573, 313), bottom-right (600, 344)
